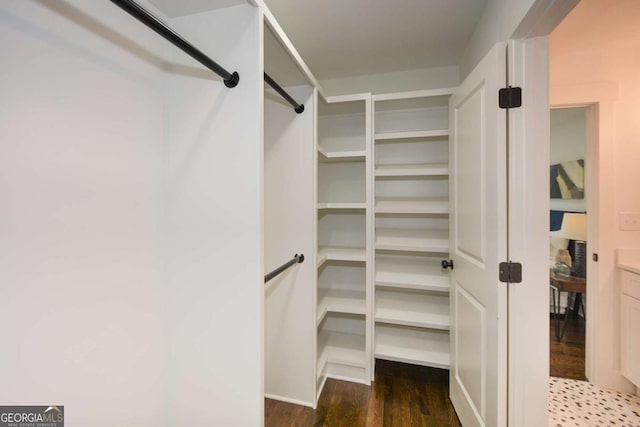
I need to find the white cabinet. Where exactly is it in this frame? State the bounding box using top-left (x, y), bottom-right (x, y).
top-left (316, 94), bottom-right (372, 395)
top-left (621, 269), bottom-right (640, 388)
top-left (372, 88), bottom-right (454, 369)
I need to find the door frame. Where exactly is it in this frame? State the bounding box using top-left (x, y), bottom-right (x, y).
top-left (548, 102), bottom-right (597, 383)
top-left (506, 2), bottom-right (578, 426)
top-left (508, 0), bottom-right (635, 425)
top-left (506, 36), bottom-right (552, 427)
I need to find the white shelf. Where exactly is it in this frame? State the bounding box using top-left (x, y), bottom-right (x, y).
top-left (317, 246), bottom-right (367, 267)
top-left (372, 87), bottom-right (456, 102)
top-left (375, 307), bottom-right (449, 330)
top-left (375, 228), bottom-right (449, 253)
top-left (375, 324), bottom-right (450, 369)
top-left (375, 343), bottom-right (450, 370)
top-left (375, 129), bottom-right (449, 141)
top-left (375, 197), bottom-right (448, 215)
top-left (318, 146), bottom-right (366, 162)
top-left (376, 256), bottom-right (449, 292)
top-left (375, 288), bottom-right (449, 330)
top-left (318, 331), bottom-right (367, 369)
top-left (375, 163), bottom-right (449, 177)
top-left (317, 289), bottom-right (366, 325)
top-left (318, 202), bottom-right (367, 210)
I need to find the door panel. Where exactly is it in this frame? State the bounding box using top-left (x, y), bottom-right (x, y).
top-left (456, 284), bottom-right (485, 417)
top-left (456, 85), bottom-right (486, 265)
top-left (449, 43), bottom-right (508, 427)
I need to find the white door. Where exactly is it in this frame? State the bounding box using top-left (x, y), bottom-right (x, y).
top-left (448, 43), bottom-right (508, 427)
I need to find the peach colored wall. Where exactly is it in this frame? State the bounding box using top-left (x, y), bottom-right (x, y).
top-left (550, 0), bottom-right (640, 393)
top-left (551, 0), bottom-right (640, 248)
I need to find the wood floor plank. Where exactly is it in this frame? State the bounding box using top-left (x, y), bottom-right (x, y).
top-left (549, 313), bottom-right (586, 380)
top-left (266, 360), bottom-right (462, 426)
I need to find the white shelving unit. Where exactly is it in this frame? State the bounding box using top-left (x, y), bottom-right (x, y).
top-left (372, 88), bottom-right (454, 370)
top-left (317, 202), bottom-right (367, 210)
top-left (316, 94), bottom-right (372, 397)
top-left (375, 197), bottom-right (449, 215)
top-left (317, 312), bottom-right (368, 394)
top-left (375, 163), bottom-right (449, 177)
top-left (374, 129), bottom-right (449, 141)
top-left (375, 324), bottom-right (450, 369)
top-left (318, 146), bottom-right (366, 162)
top-left (375, 254), bottom-right (449, 292)
top-left (375, 288), bottom-right (449, 330)
top-left (317, 246), bottom-right (367, 267)
top-left (317, 289), bottom-right (367, 325)
top-left (375, 228), bottom-right (449, 253)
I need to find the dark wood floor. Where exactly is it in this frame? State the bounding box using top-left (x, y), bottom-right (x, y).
top-left (266, 315), bottom-right (584, 426)
top-left (549, 312), bottom-right (586, 380)
top-left (265, 360), bottom-right (462, 427)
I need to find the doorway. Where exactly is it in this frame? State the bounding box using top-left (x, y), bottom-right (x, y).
top-left (548, 106), bottom-right (589, 382)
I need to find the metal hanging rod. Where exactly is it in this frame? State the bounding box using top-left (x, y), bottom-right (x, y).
top-left (110, 0), bottom-right (239, 88)
top-left (265, 254), bottom-right (305, 283)
top-left (264, 73), bottom-right (304, 114)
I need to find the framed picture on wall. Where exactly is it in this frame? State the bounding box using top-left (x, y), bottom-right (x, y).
top-left (550, 159), bottom-right (584, 199)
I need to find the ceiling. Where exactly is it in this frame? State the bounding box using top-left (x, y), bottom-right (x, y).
top-left (149, 0), bottom-right (247, 17)
top-left (263, 0), bottom-right (488, 81)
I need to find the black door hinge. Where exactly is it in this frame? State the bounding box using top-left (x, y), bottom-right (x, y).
top-left (499, 261), bottom-right (522, 283)
top-left (498, 87), bottom-right (522, 109)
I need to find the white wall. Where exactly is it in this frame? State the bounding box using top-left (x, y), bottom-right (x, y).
top-left (0, 1), bottom-right (264, 425)
top-left (0, 1), bottom-right (166, 424)
top-left (161, 5), bottom-right (263, 426)
top-left (319, 66), bottom-right (459, 96)
top-left (459, 0), bottom-right (538, 78)
top-left (550, 107), bottom-right (587, 212)
top-left (264, 86), bottom-right (316, 406)
top-left (550, 0), bottom-right (640, 392)
top-left (459, 0), bottom-right (579, 80)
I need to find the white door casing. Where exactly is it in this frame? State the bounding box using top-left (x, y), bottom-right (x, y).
top-left (449, 43), bottom-right (508, 427)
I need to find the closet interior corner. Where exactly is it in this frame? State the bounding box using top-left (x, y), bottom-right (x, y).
top-left (263, 21), bottom-right (317, 408)
top-left (261, 2), bottom-right (457, 408)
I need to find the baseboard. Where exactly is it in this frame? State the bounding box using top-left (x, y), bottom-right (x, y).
top-left (264, 393), bottom-right (315, 409)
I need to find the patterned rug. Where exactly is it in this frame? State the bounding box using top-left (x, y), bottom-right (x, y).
top-left (549, 377), bottom-right (640, 426)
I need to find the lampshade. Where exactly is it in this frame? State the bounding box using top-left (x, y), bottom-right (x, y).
top-left (560, 213), bottom-right (587, 241)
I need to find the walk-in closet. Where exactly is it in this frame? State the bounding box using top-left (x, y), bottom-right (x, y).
top-left (3, 0), bottom-right (586, 426)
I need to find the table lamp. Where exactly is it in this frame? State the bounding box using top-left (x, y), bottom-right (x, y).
top-left (560, 213), bottom-right (587, 278)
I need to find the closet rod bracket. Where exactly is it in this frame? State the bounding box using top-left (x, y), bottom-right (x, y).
top-left (224, 72), bottom-right (240, 88)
